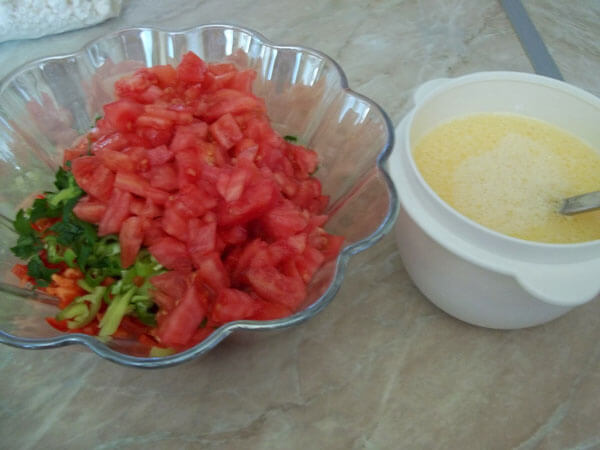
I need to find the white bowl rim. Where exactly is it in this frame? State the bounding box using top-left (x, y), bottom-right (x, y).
top-left (407, 71), bottom-right (600, 251)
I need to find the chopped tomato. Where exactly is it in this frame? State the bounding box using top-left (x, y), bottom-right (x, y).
top-left (170, 122), bottom-right (209, 152)
top-left (138, 126), bottom-right (173, 147)
top-left (248, 299), bottom-right (292, 321)
top-left (71, 156), bottom-right (115, 201)
top-left (209, 113), bottom-right (243, 149)
top-left (203, 71), bottom-right (236, 93)
top-left (177, 51), bottom-right (207, 85)
top-left (63, 139), bottom-right (89, 164)
top-left (216, 166), bottom-right (250, 202)
top-left (199, 140), bottom-right (228, 167)
top-left (219, 224), bottom-right (247, 245)
top-left (174, 148), bottom-right (201, 185)
top-left (233, 138), bottom-right (259, 159)
top-left (210, 288), bottom-right (259, 323)
top-left (138, 333), bottom-right (159, 348)
top-left (143, 219), bottom-right (168, 246)
top-left (228, 69), bottom-right (257, 94)
top-left (98, 188), bottom-right (132, 236)
top-left (119, 216), bottom-right (143, 268)
top-left (197, 89), bottom-right (266, 121)
top-left (229, 238), bottom-right (268, 283)
top-left (173, 184), bottom-right (216, 217)
top-left (16, 51), bottom-right (344, 352)
top-left (294, 246), bottom-right (325, 283)
top-left (155, 281), bottom-right (207, 346)
top-left (118, 316), bottom-right (151, 337)
top-left (309, 228), bottom-right (345, 261)
top-left (136, 114), bottom-right (173, 130)
top-left (149, 237), bottom-right (192, 272)
top-left (114, 69), bottom-right (157, 102)
top-left (246, 265), bottom-right (307, 311)
top-left (208, 62), bottom-right (236, 75)
top-left (103, 99), bottom-right (144, 132)
top-left (152, 290), bottom-right (176, 312)
top-left (184, 326), bottom-right (215, 348)
top-left (91, 132), bottom-right (130, 153)
top-left (150, 270), bottom-right (188, 300)
top-left (146, 144), bottom-right (173, 166)
top-left (114, 171), bottom-right (169, 205)
top-left (149, 64), bottom-right (178, 88)
top-left (162, 205), bottom-right (188, 237)
top-left (73, 196), bottom-right (107, 223)
top-left (129, 197), bottom-right (161, 218)
top-left (96, 148), bottom-right (137, 172)
top-left (261, 201), bottom-right (309, 240)
top-left (192, 251), bottom-right (230, 293)
top-left (217, 178), bottom-right (278, 226)
top-left (187, 219), bottom-right (217, 256)
top-left (287, 142), bottom-right (319, 179)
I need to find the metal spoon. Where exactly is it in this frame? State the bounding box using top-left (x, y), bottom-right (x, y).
top-left (560, 191), bottom-right (600, 215)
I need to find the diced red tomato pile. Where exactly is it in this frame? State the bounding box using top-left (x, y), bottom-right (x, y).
top-left (60, 52), bottom-right (343, 350)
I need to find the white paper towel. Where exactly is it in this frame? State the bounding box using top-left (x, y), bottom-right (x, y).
top-left (0, 0), bottom-right (123, 43)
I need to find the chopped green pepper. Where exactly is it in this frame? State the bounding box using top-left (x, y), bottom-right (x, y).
top-left (56, 286), bottom-right (106, 329)
top-left (99, 286), bottom-right (136, 337)
top-left (149, 346), bottom-right (176, 357)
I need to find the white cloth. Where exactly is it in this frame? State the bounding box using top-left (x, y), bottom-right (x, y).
top-left (0, 0), bottom-right (123, 43)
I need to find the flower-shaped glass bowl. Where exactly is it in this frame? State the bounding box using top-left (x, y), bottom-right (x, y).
top-left (0, 24), bottom-right (397, 367)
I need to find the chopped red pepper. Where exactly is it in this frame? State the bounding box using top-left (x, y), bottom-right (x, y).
top-left (45, 317), bottom-right (69, 332)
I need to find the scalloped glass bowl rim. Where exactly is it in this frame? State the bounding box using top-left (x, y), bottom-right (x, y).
top-left (0, 24), bottom-right (398, 368)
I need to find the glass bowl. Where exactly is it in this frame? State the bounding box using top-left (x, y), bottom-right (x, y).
top-left (0, 24), bottom-right (398, 367)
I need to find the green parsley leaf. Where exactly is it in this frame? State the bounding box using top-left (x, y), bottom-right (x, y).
top-left (54, 166), bottom-right (70, 190)
top-left (29, 198), bottom-right (60, 223)
top-left (10, 210), bottom-right (43, 259)
top-left (50, 219), bottom-right (83, 246)
top-left (10, 167), bottom-right (86, 285)
top-left (27, 255), bottom-right (58, 287)
top-left (13, 209), bottom-right (32, 235)
top-left (10, 234), bottom-right (42, 259)
top-left (77, 244), bottom-right (92, 269)
top-left (284, 135), bottom-right (298, 142)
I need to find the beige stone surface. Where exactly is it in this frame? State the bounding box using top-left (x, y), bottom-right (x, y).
top-left (1, 1), bottom-right (599, 449)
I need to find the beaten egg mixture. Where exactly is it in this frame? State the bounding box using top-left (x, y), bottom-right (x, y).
top-left (413, 113), bottom-right (600, 243)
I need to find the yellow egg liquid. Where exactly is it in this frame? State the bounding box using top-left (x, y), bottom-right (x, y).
top-left (412, 113), bottom-right (600, 243)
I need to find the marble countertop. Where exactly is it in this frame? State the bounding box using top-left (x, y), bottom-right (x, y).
top-left (1, 1), bottom-right (599, 449)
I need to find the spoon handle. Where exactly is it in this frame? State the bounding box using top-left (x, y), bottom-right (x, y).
top-left (560, 191), bottom-right (600, 215)
top-left (501, 0), bottom-right (563, 80)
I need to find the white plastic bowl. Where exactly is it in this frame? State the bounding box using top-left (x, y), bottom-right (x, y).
top-left (389, 72), bottom-right (600, 329)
